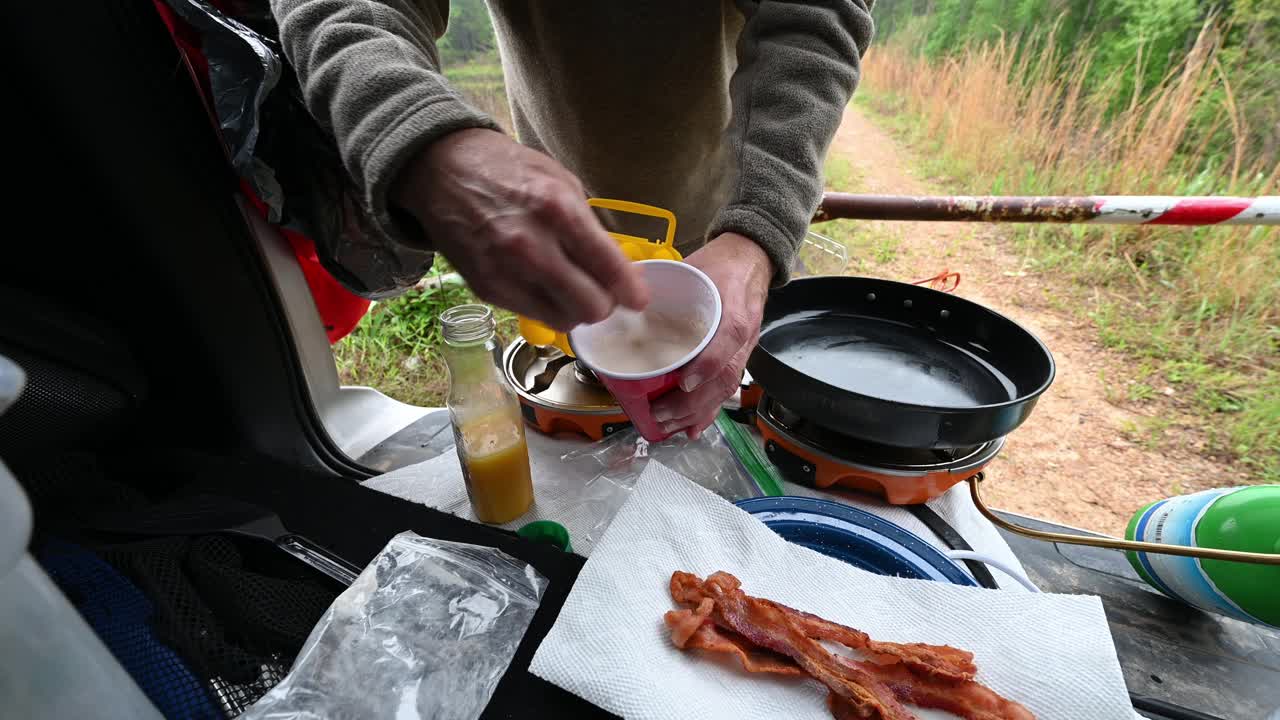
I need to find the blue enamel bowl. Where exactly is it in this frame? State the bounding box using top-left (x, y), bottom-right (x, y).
top-left (735, 496), bottom-right (976, 586)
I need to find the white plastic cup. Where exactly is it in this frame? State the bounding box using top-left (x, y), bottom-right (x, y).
top-left (569, 260), bottom-right (722, 441)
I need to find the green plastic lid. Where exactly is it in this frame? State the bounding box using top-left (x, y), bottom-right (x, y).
top-left (517, 520), bottom-right (572, 553)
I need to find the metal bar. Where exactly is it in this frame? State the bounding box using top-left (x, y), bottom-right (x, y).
top-left (815, 193), bottom-right (1280, 226)
top-left (966, 474), bottom-right (1280, 565)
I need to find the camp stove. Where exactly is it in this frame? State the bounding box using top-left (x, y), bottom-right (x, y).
top-left (742, 390), bottom-right (1003, 504)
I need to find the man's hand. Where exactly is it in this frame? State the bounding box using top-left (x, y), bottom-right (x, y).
top-left (651, 232), bottom-right (773, 439)
top-left (393, 129), bottom-right (648, 331)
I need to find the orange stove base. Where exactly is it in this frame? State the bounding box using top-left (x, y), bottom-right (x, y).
top-left (758, 423), bottom-right (981, 505)
top-left (519, 402), bottom-right (631, 441)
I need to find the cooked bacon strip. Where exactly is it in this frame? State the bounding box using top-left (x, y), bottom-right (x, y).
top-left (691, 572), bottom-right (916, 720)
top-left (830, 692), bottom-right (872, 720)
top-left (758, 598), bottom-right (977, 681)
top-left (670, 622), bottom-right (1031, 720)
top-left (864, 641), bottom-right (977, 682)
top-left (672, 623), bottom-right (1032, 720)
top-left (667, 572), bottom-right (1036, 720)
top-left (671, 569), bottom-right (709, 604)
top-left (666, 598), bottom-right (715, 648)
top-left (674, 572), bottom-right (976, 681)
top-left (665, 611), bottom-right (806, 677)
top-left (853, 659), bottom-right (1036, 720)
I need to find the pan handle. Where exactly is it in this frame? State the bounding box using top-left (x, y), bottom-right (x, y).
top-left (912, 269), bottom-right (961, 293)
top-left (967, 474), bottom-right (1280, 565)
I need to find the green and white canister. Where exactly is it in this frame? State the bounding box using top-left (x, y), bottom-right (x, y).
top-left (1126, 485), bottom-right (1280, 627)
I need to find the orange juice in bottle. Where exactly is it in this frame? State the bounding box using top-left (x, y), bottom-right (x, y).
top-left (456, 410), bottom-right (534, 523)
top-left (441, 304), bottom-right (534, 524)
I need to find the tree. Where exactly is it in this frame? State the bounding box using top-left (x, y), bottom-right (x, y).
top-left (438, 0), bottom-right (496, 65)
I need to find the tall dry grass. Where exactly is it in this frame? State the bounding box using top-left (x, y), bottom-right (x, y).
top-left (858, 25), bottom-right (1279, 478)
top-left (864, 24), bottom-right (1277, 188)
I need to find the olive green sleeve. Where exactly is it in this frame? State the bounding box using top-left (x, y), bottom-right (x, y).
top-left (710, 0), bottom-right (875, 285)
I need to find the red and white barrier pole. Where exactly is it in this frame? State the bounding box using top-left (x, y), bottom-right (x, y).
top-left (815, 194), bottom-right (1280, 226)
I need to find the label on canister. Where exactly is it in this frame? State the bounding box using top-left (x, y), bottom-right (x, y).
top-left (1127, 487), bottom-right (1260, 624)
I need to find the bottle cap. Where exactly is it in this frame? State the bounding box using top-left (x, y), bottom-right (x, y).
top-left (517, 520), bottom-right (572, 553)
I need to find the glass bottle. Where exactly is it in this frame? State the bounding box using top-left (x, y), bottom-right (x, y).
top-left (440, 304), bottom-right (534, 524)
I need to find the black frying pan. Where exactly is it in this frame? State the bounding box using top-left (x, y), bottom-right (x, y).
top-left (746, 277), bottom-right (1054, 449)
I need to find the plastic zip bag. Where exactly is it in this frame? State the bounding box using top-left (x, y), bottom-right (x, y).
top-left (558, 420), bottom-right (764, 549)
top-left (240, 532), bottom-right (546, 720)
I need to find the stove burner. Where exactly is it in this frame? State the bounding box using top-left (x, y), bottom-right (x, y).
top-left (573, 361), bottom-right (603, 387)
top-left (756, 394), bottom-right (1003, 504)
top-left (502, 339), bottom-right (629, 441)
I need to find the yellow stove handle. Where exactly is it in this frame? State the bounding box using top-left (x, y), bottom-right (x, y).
top-left (517, 198), bottom-right (682, 356)
top-left (587, 198), bottom-right (677, 247)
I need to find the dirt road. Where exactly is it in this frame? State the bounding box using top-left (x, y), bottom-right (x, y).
top-left (828, 105), bottom-right (1244, 535)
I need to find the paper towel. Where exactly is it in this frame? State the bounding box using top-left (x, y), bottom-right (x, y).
top-left (529, 463), bottom-right (1132, 720)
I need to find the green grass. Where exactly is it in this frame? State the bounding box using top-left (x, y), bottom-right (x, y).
top-left (443, 54), bottom-right (513, 130)
top-left (444, 61), bottom-right (504, 83)
top-left (823, 153), bottom-right (861, 191)
top-left (1119, 409), bottom-right (1179, 455)
top-left (819, 219), bottom-right (902, 274)
top-left (1086, 297), bottom-right (1278, 480)
top-left (1231, 388), bottom-right (1280, 477)
top-left (333, 261), bottom-right (517, 407)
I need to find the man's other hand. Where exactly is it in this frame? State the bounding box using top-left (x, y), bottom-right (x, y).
top-left (393, 129), bottom-right (648, 331)
top-left (650, 232), bottom-right (772, 439)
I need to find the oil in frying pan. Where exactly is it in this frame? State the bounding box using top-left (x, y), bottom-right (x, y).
top-left (759, 313), bottom-right (1017, 408)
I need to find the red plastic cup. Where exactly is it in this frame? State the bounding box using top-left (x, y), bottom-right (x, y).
top-left (569, 260), bottom-right (722, 442)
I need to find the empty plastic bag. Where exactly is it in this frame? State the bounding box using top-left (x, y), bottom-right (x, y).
top-left (241, 532), bottom-right (546, 720)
